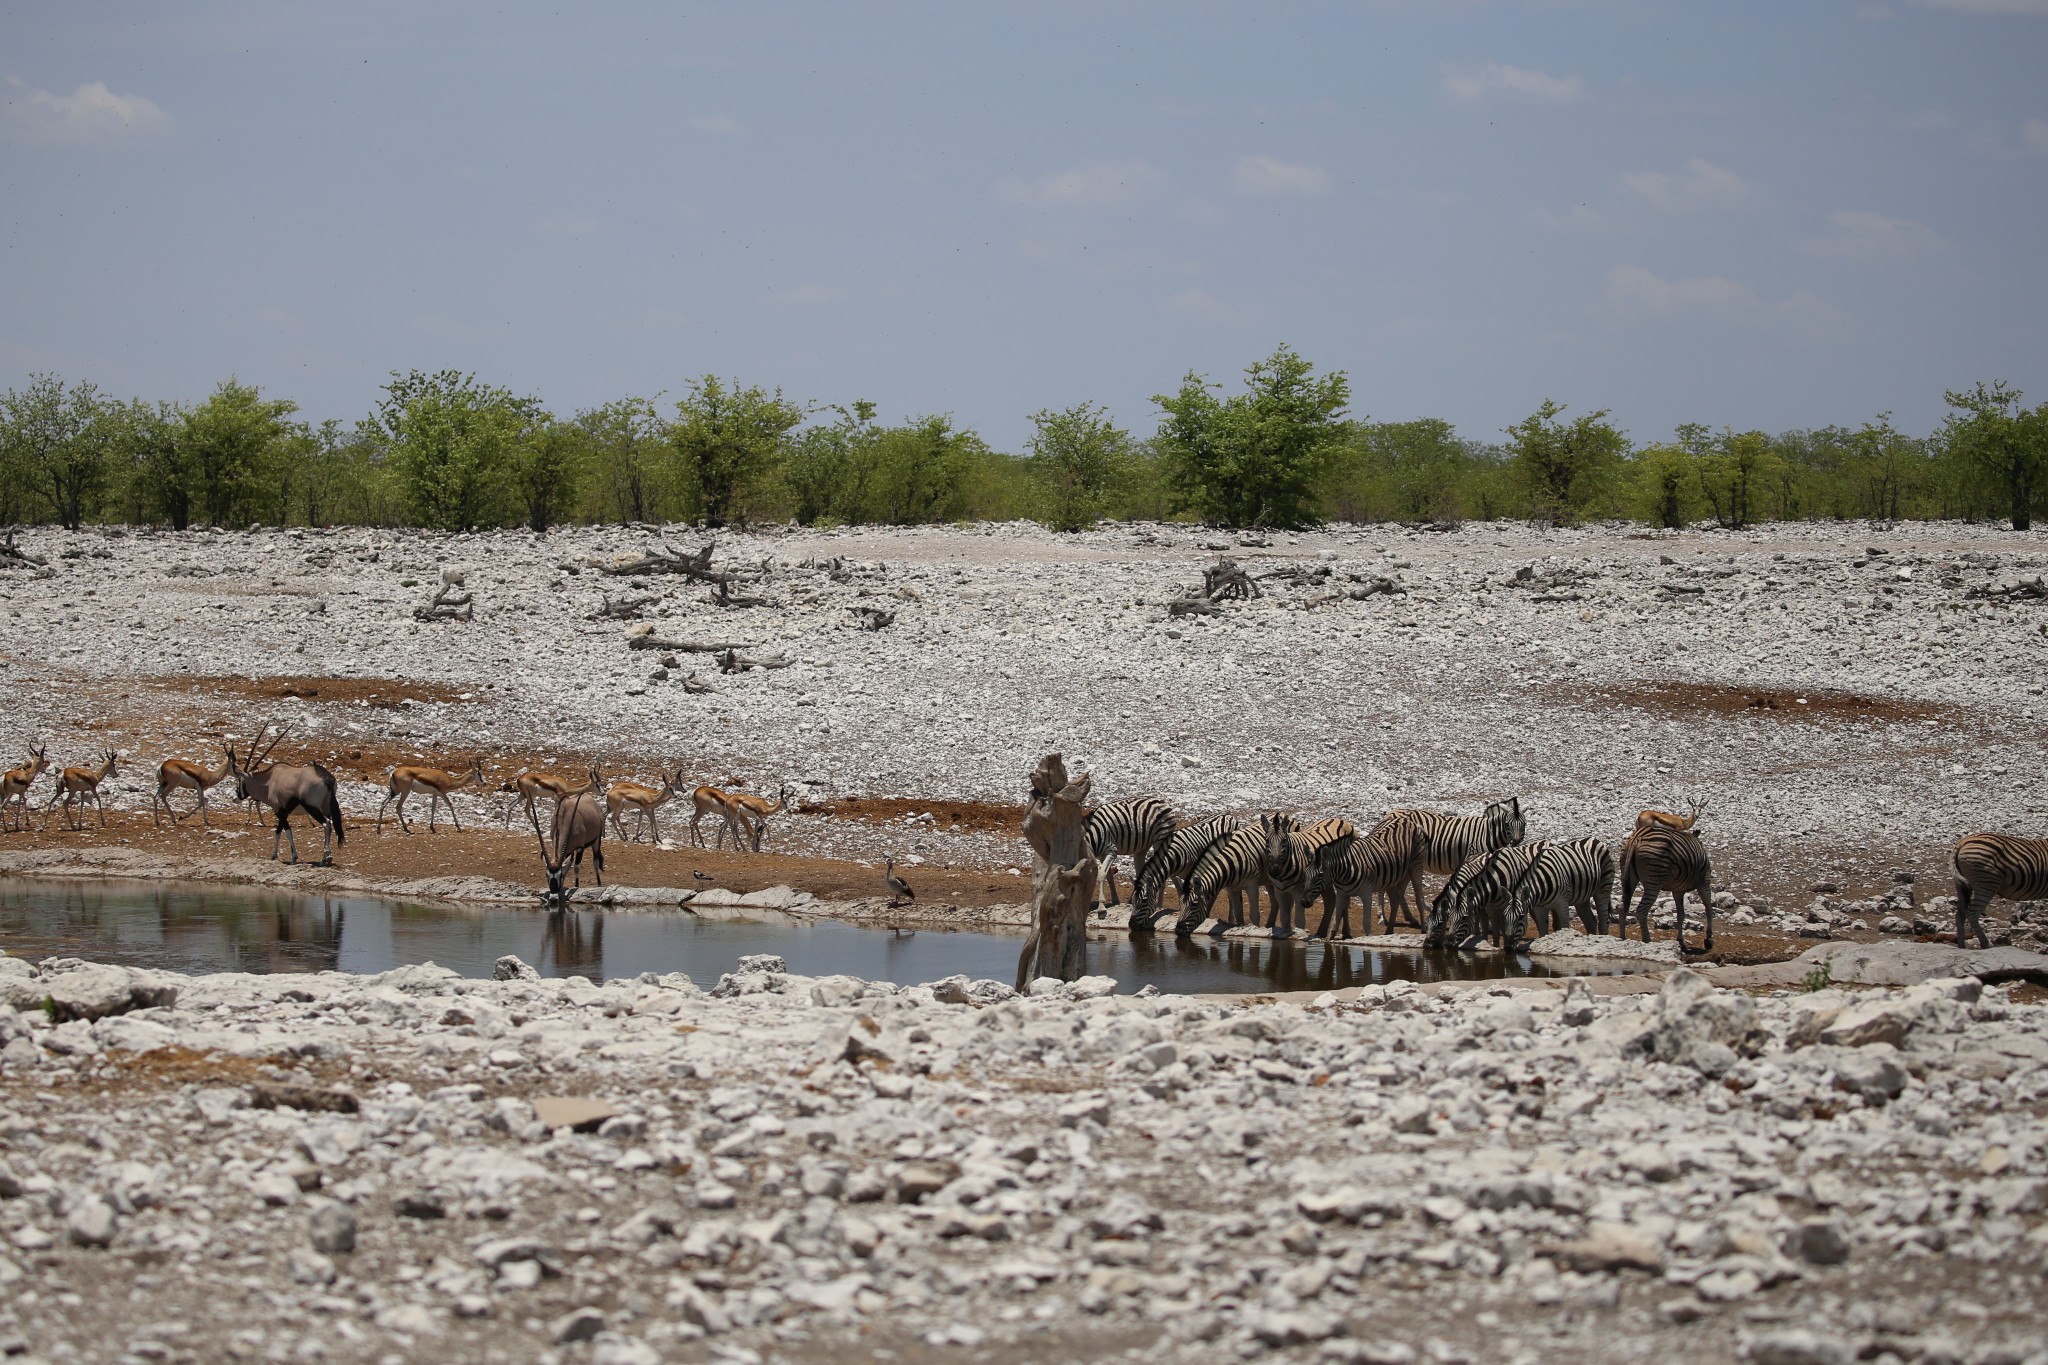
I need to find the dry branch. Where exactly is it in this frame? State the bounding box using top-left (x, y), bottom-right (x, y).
top-left (591, 592), bottom-right (662, 620)
top-left (718, 649), bottom-right (793, 673)
top-left (624, 632), bottom-right (755, 653)
top-left (1202, 558), bottom-right (1262, 601)
top-left (850, 607), bottom-right (895, 631)
top-left (413, 582), bottom-right (473, 622)
top-left (0, 529), bottom-right (47, 568)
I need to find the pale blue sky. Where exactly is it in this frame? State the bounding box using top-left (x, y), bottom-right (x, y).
top-left (4, 1), bottom-right (2045, 451)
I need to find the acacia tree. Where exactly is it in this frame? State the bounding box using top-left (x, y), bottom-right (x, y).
top-left (1944, 381), bottom-right (2045, 531)
top-left (867, 415), bottom-right (981, 524)
top-left (576, 397), bottom-right (671, 524)
top-left (1028, 402), bottom-right (1130, 532)
top-left (1695, 429), bottom-right (1774, 529)
top-left (783, 401), bottom-right (879, 525)
top-left (0, 374), bottom-right (115, 529)
top-left (181, 378), bottom-right (300, 527)
top-left (1505, 400), bottom-right (1626, 524)
top-left (120, 398), bottom-right (191, 529)
top-left (510, 416), bottom-right (584, 534)
top-left (1154, 344), bottom-right (1349, 528)
top-left (669, 377), bottom-right (804, 528)
top-left (376, 370), bottom-right (538, 531)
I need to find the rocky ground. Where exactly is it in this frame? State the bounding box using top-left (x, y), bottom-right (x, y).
top-left (2, 519), bottom-right (2045, 921)
top-left (3, 943), bottom-right (2048, 1365)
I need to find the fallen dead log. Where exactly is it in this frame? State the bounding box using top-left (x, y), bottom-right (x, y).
top-left (850, 606), bottom-right (895, 631)
top-left (1968, 577), bottom-right (2047, 602)
top-left (1167, 597), bottom-right (1223, 617)
top-left (1202, 558), bottom-right (1262, 601)
top-left (0, 529), bottom-right (47, 567)
top-left (624, 632), bottom-right (756, 653)
top-left (718, 648), bottom-right (794, 673)
top-left (591, 592), bottom-right (662, 620)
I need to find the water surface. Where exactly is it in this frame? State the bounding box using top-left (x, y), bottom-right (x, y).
top-left (0, 877), bottom-right (1619, 994)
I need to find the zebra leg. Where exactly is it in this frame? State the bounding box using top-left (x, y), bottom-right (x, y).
top-left (1954, 877), bottom-right (1972, 948)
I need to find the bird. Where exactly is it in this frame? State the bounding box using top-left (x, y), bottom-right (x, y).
top-left (884, 858), bottom-right (915, 908)
top-left (692, 869), bottom-right (713, 881)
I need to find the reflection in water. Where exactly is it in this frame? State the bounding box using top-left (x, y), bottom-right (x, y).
top-left (0, 877), bottom-right (1628, 994)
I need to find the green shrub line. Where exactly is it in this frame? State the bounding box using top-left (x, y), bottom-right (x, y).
top-left (3, 351), bottom-right (2042, 534)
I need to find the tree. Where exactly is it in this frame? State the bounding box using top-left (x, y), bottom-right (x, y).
top-left (577, 397), bottom-right (672, 525)
top-left (1628, 445), bottom-right (1696, 529)
top-left (866, 415), bottom-right (981, 524)
top-left (669, 377), bottom-right (804, 528)
top-left (375, 370), bottom-right (537, 531)
top-left (1504, 400), bottom-right (1626, 524)
top-left (1154, 344), bottom-right (1349, 528)
top-left (120, 399), bottom-right (192, 529)
top-left (1695, 429), bottom-right (1773, 529)
top-left (0, 374), bottom-right (116, 529)
top-left (510, 416), bottom-right (585, 534)
top-left (1944, 381), bottom-right (2045, 531)
top-left (783, 401), bottom-right (879, 526)
top-left (1028, 402), bottom-right (1131, 532)
top-left (181, 378), bottom-right (300, 527)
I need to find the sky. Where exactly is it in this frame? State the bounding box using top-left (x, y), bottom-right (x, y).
top-left (3, 1), bottom-right (2046, 453)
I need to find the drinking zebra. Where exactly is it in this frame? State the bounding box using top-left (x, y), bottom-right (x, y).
top-left (1501, 837), bottom-right (1617, 944)
top-left (1176, 824), bottom-right (1275, 937)
top-left (1084, 796), bottom-right (1179, 907)
top-left (1129, 814), bottom-right (1243, 930)
top-left (1261, 813), bottom-right (1354, 937)
top-left (1309, 818), bottom-right (1415, 940)
top-left (1388, 797), bottom-right (1529, 930)
top-left (1429, 842), bottom-right (1546, 949)
top-left (1952, 832), bottom-right (2048, 949)
top-left (1618, 824), bottom-right (1715, 952)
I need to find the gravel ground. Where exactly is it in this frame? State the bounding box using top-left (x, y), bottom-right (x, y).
top-left (3, 947), bottom-right (2047, 1364)
top-left (3, 518), bottom-right (2046, 924)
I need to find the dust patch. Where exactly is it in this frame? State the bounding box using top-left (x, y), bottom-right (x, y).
top-left (1549, 678), bottom-right (1957, 725)
top-left (801, 795), bottom-right (1028, 835)
top-left (162, 675), bottom-right (477, 709)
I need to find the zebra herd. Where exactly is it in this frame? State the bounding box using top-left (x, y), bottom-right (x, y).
top-left (1085, 795), bottom-right (1719, 953)
top-left (1087, 795), bottom-right (2048, 954)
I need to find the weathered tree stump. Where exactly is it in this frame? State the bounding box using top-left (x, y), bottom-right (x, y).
top-left (1014, 753), bottom-right (1099, 991)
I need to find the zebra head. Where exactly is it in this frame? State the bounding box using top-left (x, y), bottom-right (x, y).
top-left (1261, 812), bottom-right (1300, 880)
top-left (1487, 796), bottom-right (1527, 848)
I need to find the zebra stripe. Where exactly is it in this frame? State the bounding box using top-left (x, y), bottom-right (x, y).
top-left (1178, 825), bottom-right (1274, 936)
top-left (1618, 825), bottom-right (1714, 951)
top-left (1309, 820), bottom-right (1412, 940)
top-left (1085, 796), bottom-right (1179, 907)
top-left (1390, 798), bottom-right (1528, 929)
top-left (1131, 814), bottom-right (1241, 928)
top-left (1502, 837), bottom-right (1616, 943)
top-left (1952, 832), bottom-right (2048, 949)
top-left (1430, 842), bottom-right (1545, 948)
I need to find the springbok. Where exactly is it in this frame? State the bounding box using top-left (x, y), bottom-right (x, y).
top-left (46, 749), bottom-right (119, 830)
top-left (608, 769), bottom-right (682, 844)
top-left (1, 744), bottom-right (50, 833)
top-left (377, 759), bottom-right (486, 833)
top-left (1636, 798), bottom-right (1707, 832)
top-left (500, 767), bottom-right (597, 833)
top-left (227, 725), bottom-right (346, 865)
top-left (155, 745), bottom-right (236, 826)
top-left (689, 782), bottom-right (748, 850)
top-left (726, 782), bottom-right (795, 852)
top-left (528, 769), bottom-right (606, 903)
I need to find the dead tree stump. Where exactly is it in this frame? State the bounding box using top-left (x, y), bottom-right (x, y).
top-left (1014, 753), bottom-right (1099, 992)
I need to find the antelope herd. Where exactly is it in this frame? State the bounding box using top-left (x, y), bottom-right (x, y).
top-left (0, 733), bottom-right (2042, 948)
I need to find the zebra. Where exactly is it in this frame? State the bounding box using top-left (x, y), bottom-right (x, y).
top-left (1309, 818), bottom-right (1413, 940)
top-left (1176, 824), bottom-right (1275, 937)
top-left (1130, 814), bottom-right (1243, 930)
top-left (1618, 824), bottom-right (1715, 953)
top-left (1261, 813), bottom-right (1353, 937)
top-left (1500, 837), bottom-right (1616, 945)
top-left (1389, 798), bottom-right (1528, 930)
top-left (1429, 842), bottom-right (1546, 949)
top-left (1952, 832), bottom-right (2048, 949)
top-left (1084, 796), bottom-right (1178, 907)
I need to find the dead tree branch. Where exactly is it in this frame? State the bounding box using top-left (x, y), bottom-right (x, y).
top-left (850, 606), bottom-right (895, 631)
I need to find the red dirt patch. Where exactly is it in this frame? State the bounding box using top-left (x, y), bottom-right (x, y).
top-left (165, 675), bottom-right (475, 709)
top-left (799, 796), bottom-right (1027, 836)
top-left (1553, 679), bottom-right (1954, 725)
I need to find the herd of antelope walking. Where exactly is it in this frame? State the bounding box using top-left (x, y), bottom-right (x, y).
top-left (0, 729), bottom-right (794, 901)
top-left (2, 732), bottom-right (2042, 951)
